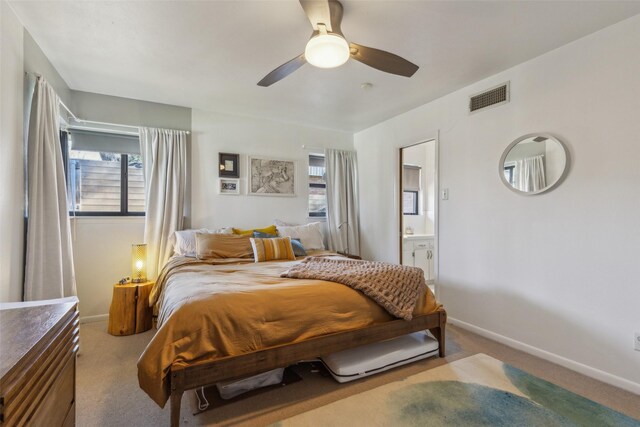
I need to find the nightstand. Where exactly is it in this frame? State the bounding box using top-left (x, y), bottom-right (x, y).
top-left (108, 281), bottom-right (154, 336)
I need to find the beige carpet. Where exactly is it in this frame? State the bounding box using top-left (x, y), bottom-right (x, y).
top-left (77, 322), bottom-right (640, 426)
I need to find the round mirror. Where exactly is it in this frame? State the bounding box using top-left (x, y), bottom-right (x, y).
top-left (499, 133), bottom-right (568, 195)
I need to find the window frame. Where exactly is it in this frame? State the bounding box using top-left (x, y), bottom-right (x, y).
top-left (308, 182), bottom-right (327, 218)
top-left (503, 164), bottom-right (515, 185)
top-left (308, 154), bottom-right (327, 218)
top-left (62, 130), bottom-right (145, 217)
top-left (403, 190), bottom-right (419, 215)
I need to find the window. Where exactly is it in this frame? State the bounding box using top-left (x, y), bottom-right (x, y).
top-left (308, 155), bottom-right (326, 218)
top-left (62, 130), bottom-right (144, 216)
top-left (402, 164), bottom-right (421, 215)
top-left (403, 191), bottom-right (419, 215)
top-left (504, 164), bottom-right (515, 185)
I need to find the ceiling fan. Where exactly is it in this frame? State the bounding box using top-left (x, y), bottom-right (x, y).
top-left (258, 0), bottom-right (419, 87)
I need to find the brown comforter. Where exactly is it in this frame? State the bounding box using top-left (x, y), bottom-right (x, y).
top-left (137, 253), bottom-right (441, 406)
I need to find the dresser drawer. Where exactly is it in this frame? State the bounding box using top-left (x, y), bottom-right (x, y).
top-left (29, 355), bottom-right (75, 427)
top-left (413, 241), bottom-right (429, 250)
top-left (0, 300), bottom-right (78, 427)
top-left (404, 238), bottom-right (434, 251)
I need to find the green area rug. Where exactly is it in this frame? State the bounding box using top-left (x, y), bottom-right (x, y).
top-left (274, 353), bottom-right (639, 427)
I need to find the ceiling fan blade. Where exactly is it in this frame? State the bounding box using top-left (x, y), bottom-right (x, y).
top-left (328, 0), bottom-right (344, 35)
top-left (257, 54), bottom-right (307, 87)
top-left (300, 0), bottom-right (343, 34)
top-left (349, 43), bottom-right (419, 77)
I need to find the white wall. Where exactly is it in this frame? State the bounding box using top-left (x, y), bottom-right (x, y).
top-left (71, 90), bottom-right (192, 131)
top-left (355, 15), bottom-right (640, 391)
top-left (71, 217), bottom-right (144, 319)
top-left (191, 109), bottom-right (353, 229)
top-left (23, 29), bottom-right (72, 107)
top-left (0, 1), bottom-right (25, 302)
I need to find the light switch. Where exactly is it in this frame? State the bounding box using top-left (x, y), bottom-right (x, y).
top-left (441, 188), bottom-right (449, 200)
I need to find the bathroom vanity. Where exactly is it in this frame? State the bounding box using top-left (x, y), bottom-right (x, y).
top-left (402, 234), bottom-right (435, 285)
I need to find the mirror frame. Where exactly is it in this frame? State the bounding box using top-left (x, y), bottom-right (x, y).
top-left (499, 132), bottom-right (569, 196)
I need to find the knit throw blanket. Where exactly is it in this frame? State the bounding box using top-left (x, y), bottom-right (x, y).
top-left (281, 257), bottom-right (426, 320)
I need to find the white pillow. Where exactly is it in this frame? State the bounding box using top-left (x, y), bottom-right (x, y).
top-left (210, 227), bottom-right (234, 235)
top-left (173, 227), bottom-right (232, 257)
top-left (276, 222), bottom-right (325, 250)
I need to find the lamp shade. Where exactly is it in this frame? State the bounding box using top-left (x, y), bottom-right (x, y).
top-left (304, 33), bottom-right (350, 69)
top-left (131, 243), bottom-right (147, 283)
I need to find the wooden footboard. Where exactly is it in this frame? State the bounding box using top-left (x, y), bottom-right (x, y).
top-left (168, 309), bottom-right (446, 426)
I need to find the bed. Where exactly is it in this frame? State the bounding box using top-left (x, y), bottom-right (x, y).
top-left (137, 252), bottom-right (446, 426)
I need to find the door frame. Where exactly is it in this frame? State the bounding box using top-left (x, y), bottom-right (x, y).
top-left (398, 135), bottom-right (439, 291)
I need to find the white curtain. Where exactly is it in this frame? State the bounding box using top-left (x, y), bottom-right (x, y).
top-left (514, 155), bottom-right (546, 192)
top-left (325, 149), bottom-right (360, 255)
top-left (139, 127), bottom-right (187, 279)
top-left (24, 78), bottom-right (76, 300)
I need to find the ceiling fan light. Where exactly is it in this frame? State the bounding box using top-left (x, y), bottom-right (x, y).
top-left (304, 34), bottom-right (350, 69)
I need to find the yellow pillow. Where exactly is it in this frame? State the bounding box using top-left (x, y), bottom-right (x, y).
top-left (233, 225), bottom-right (277, 236)
top-left (249, 237), bottom-right (296, 262)
top-left (195, 233), bottom-right (254, 259)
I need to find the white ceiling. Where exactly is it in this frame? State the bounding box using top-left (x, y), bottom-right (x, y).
top-left (9, 1), bottom-right (640, 132)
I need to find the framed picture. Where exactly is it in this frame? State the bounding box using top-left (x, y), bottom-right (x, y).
top-left (219, 178), bottom-right (240, 195)
top-left (218, 153), bottom-right (239, 178)
top-left (248, 156), bottom-right (296, 196)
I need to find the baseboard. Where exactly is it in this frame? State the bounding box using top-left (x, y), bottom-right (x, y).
top-left (448, 317), bottom-right (640, 396)
top-left (80, 314), bottom-right (108, 324)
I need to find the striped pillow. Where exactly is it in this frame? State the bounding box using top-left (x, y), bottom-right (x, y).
top-left (250, 236), bottom-right (296, 262)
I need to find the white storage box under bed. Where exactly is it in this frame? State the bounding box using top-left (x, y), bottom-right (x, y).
top-left (216, 368), bottom-right (284, 399)
top-left (320, 331), bottom-right (439, 383)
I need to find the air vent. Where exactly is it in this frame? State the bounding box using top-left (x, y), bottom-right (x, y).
top-left (469, 82), bottom-right (510, 113)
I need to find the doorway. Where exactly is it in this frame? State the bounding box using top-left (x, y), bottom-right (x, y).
top-left (399, 140), bottom-right (437, 293)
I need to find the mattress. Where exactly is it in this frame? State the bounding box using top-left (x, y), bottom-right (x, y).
top-left (321, 331), bottom-right (439, 383)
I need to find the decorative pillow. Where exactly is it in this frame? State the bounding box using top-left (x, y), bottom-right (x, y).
top-left (195, 233), bottom-right (254, 259)
top-left (249, 237), bottom-right (296, 262)
top-left (173, 228), bottom-right (208, 257)
top-left (276, 222), bottom-right (325, 250)
top-left (253, 231), bottom-right (307, 257)
top-left (232, 225), bottom-right (278, 236)
top-left (173, 227), bottom-right (233, 257)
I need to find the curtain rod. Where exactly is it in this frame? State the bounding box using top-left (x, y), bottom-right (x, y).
top-left (60, 100), bottom-right (78, 121)
top-left (25, 71), bottom-right (191, 135)
top-left (302, 145), bottom-right (325, 154)
top-left (71, 118), bottom-right (191, 135)
top-left (65, 124), bottom-right (139, 137)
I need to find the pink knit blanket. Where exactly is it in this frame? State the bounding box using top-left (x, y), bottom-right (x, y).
top-left (281, 256), bottom-right (425, 320)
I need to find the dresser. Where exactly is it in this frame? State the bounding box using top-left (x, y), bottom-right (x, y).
top-left (0, 297), bottom-right (79, 426)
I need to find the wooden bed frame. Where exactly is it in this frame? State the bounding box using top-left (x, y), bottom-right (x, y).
top-left (168, 308), bottom-right (446, 426)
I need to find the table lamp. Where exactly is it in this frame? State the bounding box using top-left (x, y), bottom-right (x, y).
top-left (131, 243), bottom-right (147, 283)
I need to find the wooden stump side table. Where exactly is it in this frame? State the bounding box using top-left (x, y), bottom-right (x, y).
top-left (108, 281), bottom-right (154, 336)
